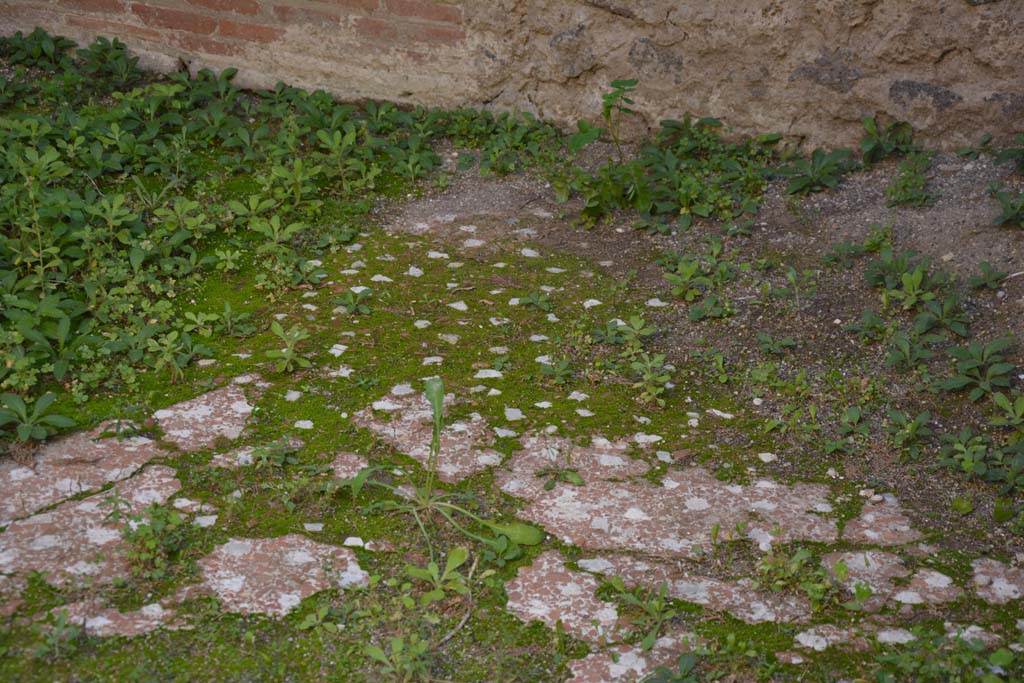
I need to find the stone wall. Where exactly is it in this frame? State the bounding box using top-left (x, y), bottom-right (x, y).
top-left (2, 0), bottom-right (1022, 148)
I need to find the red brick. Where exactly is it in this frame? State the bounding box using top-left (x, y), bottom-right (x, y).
top-left (271, 5), bottom-right (341, 26)
top-left (331, 0), bottom-right (380, 12)
top-left (186, 0), bottom-right (260, 16)
top-left (385, 0), bottom-right (461, 25)
top-left (58, 0), bottom-right (126, 13)
top-left (66, 15), bottom-right (163, 42)
top-left (131, 3), bottom-right (218, 34)
top-left (219, 19), bottom-right (285, 43)
top-left (355, 16), bottom-right (464, 45)
top-left (174, 33), bottom-right (237, 55)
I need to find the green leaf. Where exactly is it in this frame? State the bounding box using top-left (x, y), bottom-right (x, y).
top-left (364, 644), bottom-right (389, 665)
top-left (484, 520), bottom-right (544, 546)
top-left (444, 547), bottom-right (469, 574)
top-left (989, 648), bottom-right (1014, 667)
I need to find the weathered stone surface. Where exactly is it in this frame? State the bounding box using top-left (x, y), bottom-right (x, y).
top-left (0, 466), bottom-right (181, 610)
top-left (0, 421), bottom-right (161, 526)
top-left (57, 600), bottom-right (178, 637)
top-left (972, 558), bottom-right (1024, 605)
top-left (330, 451), bottom-right (369, 480)
top-left (823, 551), bottom-right (909, 611)
top-left (794, 624), bottom-right (867, 652)
top-left (352, 389), bottom-right (502, 482)
top-left (153, 380), bottom-right (258, 451)
top-left (842, 496), bottom-right (922, 546)
top-left (505, 550), bottom-right (620, 643)
top-left (577, 554), bottom-right (811, 624)
top-left (893, 570), bottom-right (961, 605)
top-left (188, 535), bottom-right (368, 616)
top-left (567, 631), bottom-right (697, 683)
top-left (499, 447), bottom-right (836, 557)
top-left (11, 2), bottom-right (1020, 152)
top-left (497, 434), bottom-right (650, 501)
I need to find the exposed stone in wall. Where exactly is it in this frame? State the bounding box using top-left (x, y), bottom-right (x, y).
top-left (1, 1), bottom-right (1021, 148)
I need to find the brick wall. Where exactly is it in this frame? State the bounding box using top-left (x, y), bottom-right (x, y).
top-left (0, 0), bottom-right (472, 105)
top-left (1, 1), bottom-right (1021, 149)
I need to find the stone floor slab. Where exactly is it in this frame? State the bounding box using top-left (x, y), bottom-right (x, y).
top-left (505, 550), bottom-right (620, 644)
top-left (187, 535), bottom-right (369, 616)
top-left (0, 421), bottom-right (161, 526)
top-left (57, 600), bottom-right (178, 637)
top-left (842, 495), bottom-right (922, 546)
top-left (0, 466), bottom-right (181, 612)
top-left (153, 380), bottom-right (258, 451)
top-left (497, 434), bottom-right (650, 501)
top-left (567, 632), bottom-right (697, 683)
top-left (352, 389), bottom-right (502, 483)
top-left (499, 454), bottom-right (836, 557)
top-left (577, 554), bottom-right (810, 624)
top-left (972, 558), bottom-right (1024, 605)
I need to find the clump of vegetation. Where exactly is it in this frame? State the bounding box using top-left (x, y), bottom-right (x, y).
top-left (860, 117), bottom-right (915, 166)
top-left (778, 148), bottom-right (857, 195)
top-left (886, 152), bottom-right (935, 207)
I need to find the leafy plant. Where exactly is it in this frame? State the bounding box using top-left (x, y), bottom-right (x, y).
top-left (0, 392), bottom-right (75, 444)
top-left (602, 576), bottom-right (678, 651)
top-left (940, 337), bottom-right (1016, 401)
top-left (601, 79), bottom-right (638, 162)
top-left (778, 148), bottom-right (856, 195)
top-left (337, 288), bottom-right (374, 315)
top-left (969, 262), bottom-right (1008, 290)
top-left (888, 410), bottom-right (933, 460)
top-left (118, 503), bottom-right (190, 581)
top-left (992, 189), bottom-right (1024, 228)
top-left (31, 609), bottom-right (84, 661)
top-left (405, 547), bottom-right (471, 604)
top-left (860, 117), bottom-right (915, 165)
top-left (364, 634), bottom-right (433, 683)
top-left (2, 28), bottom-right (75, 70)
top-left (885, 333), bottom-right (934, 371)
top-left (641, 653), bottom-right (700, 683)
top-left (352, 379), bottom-right (544, 563)
top-left (265, 321), bottom-right (312, 373)
top-left (757, 333), bottom-right (796, 355)
top-left (991, 392), bottom-right (1024, 429)
top-left (630, 353), bottom-right (672, 407)
top-left (995, 133), bottom-right (1024, 173)
top-left (886, 152), bottom-right (934, 207)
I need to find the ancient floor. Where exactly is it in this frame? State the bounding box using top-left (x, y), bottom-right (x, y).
top-left (2, 199), bottom-right (1022, 681)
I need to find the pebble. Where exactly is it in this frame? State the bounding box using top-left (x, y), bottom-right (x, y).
top-left (406, 266), bottom-right (424, 277)
top-left (370, 274), bottom-right (392, 283)
top-left (303, 523), bottom-right (324, 532)
top-left (438, 334), bottom-right (460, 344)
top-left (414, 320), bottom-right (431, 329)
top-left (329, 344), bottom-right (348, 357)
top-left (285, 390), bottom-right (302, 402)
top-left (582, 299), bottom-right (602, 309)
top-left (475, 369), bottom-right (503, 379)
top-left (530, 334), bottom-right (549, 342)
top-left (422, 357), bottom-right (443, 365)
top-left (294, 420), bottom-right (314, 430)
top-left (521, 248), bottom-right (540, 258)
top-left (568, 391), bottom-right (589, 401)
top-left (758, 452), bottom-right (778, 463)
top-left (448, 301), bottom-right (468, 311)
top-left (495, 427), bottom-right (518, 438)
top-left (427, 251), bottom-right (449, 259)
top-left (505, 408), bottom-right (525, 421)
top-left (576, 409), bottom-right (595, 417)
top-left (343, 536), bottom-right (364, 547)
top-left (194, 515), bottom-right (218, 528)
